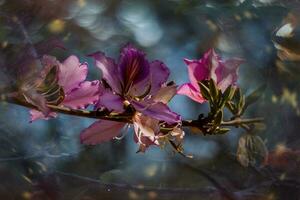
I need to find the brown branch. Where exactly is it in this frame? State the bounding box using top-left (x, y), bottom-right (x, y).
top-left (2, 96), bottom-right (264, 130)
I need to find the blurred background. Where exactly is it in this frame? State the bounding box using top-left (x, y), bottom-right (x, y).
top-left (1, 0), bottom-right (300, 199)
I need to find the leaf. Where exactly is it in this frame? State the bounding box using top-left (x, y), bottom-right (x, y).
top-left (220, 86), bottom-right (235, 108)
top-left (237, 134), bottom-right (268, 167)
top-left (214, 111), bottom-right (223, 126)
top-left (243, 84), bottom-right (266, 113)
top-left (198, 81), bottom-right (211, 102)
top-left (217, 128), bottom-right (230, 134)
top-left (209, 79), bottom-right (219, 103)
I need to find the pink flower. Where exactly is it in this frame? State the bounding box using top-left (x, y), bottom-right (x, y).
top-left (30, 55), bottom-right (100, 121)
top-left (80, 45), bottom-right (182, 152)
top-left (177, 49), bottom-right (243, 103)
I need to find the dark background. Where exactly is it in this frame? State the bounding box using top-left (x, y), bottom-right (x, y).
top-left (0, 0), bottom-right (300, 199)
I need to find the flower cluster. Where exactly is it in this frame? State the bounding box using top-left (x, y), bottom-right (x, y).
top-left (26, 45), bottom-right (242, 152)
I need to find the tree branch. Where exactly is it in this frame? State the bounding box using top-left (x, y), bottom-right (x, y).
top-left (2, 96), bottom-right (264, 130)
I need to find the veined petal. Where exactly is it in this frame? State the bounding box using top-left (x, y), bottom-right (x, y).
top-left (58, 55), bottom-right (88, 94)
top-left (80, 120), bottom-right (125, 145)
top-left (177, 83), bottom-right (206, 103)
top-left (131, 100), bottom-right (181, 124)
top-left (29, 109), bottom-right (57, 122)
top-left (149, 60), bottom-right (170, 95)
top-left (96, 89), bottom-right (125, 113)
top-left (88, 51), bottom-right (122, 94)
top-left (63, 81), bottom-right (100, 109)
top-left (119, 45), bottom-right (150, 93)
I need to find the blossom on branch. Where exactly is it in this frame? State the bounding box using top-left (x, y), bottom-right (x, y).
top-left (29, 55), bottom-right (100, 121)
top-left (177, 49), bottom-right (243, 103)
top-left (80, 45), bottom-right (182, 152)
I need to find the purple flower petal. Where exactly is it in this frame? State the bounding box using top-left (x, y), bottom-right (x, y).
top-left (177, 83), bottom-right (206, 103)
top-left (80, 120), bottom-right (125, 145)
top-left (149, 60), bottom-right (170, 95)
top-left (118, 45), bottom-right (150, 94)
top-left (63, 81), bottom-right (100, 109)
top-left (58, 55), bottom-right (88, 94)
top-left (88, 51), bottom-right (122, 94)
top-left (29, 109), bottom-right (57, 122)
top-left (131, 100), bottom-right (181, 124)
top-left (96, 89), bottom-right (125, 113)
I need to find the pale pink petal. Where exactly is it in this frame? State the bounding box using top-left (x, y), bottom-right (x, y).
top-left (177, 83), bottom-right (206, 103)
top-left (63, 81), bottom-right (100, 109)
top-left (80, 120), bottom-right (125, 145)
top-left (153, 85), bottom-right (177, 104)
top-left (217, 58), bottom-right (243, 91)
top-left (133, 113), bottom-right (160, 138)
top-left (96, 89), bottom-right (124, 112)
top-left (29, 109), bottom-right (57, 122)
top-left (58, 55), bottom-right (88, 93)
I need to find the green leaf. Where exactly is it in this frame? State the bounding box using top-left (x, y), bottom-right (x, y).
top-left (209, 79), bottom-right (219, 103)
top-left (217, 128), bottom-right (230, 134)
top-left (243, 84), bottom-right (266, 113)
top-left (214, 110), bottom-right (223, 125)
top-left (220, 86), bottom-right (235, 107)
top-left (199, 81), bottom-right (211, 101)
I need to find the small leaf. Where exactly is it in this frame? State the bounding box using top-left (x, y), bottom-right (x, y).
top-left (217, 128), bottom-right (230, 134)
top-left (214, 111), bottom-right (223, 126)
top-left (243, 84), bottom-right (266, 112)
top-left (209, 79), bottom-right (219, 103)
top-left (199, 81), bottom-right (211, 101)
top-left (220, 86), bottom-right (235, 107)
top-left (238, 95), bottom-right (246, 114)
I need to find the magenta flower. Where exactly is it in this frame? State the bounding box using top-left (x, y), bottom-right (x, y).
top-left (30, 55), bottom-right (100, 121)
top-left (80, 45), bottom-right (181, 151)
top-left (177, 49), bottom-right (244, 103)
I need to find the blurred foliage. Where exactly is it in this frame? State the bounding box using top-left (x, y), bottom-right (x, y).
top-left (1, 0), bottom-right (300, 199)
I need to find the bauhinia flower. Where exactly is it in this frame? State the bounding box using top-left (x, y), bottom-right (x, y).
top-left (177, 49), bottom-right (244, 103)
top-left (29, 55), bottom-right (100, 121)
top-left (80, 45), bottom-right (181, 152)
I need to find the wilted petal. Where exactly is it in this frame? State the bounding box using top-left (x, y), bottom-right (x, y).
top-left (29, 109), bottom-right (57, 122)
top-left (58, 55), bottom-right (88, 93)
top-left (119, 45), bottom-right (150, 92)
top-left (22, 89), bottom-right (50, 116)
top-left (96, 89), bottom-right (125, 113)
top-left (88, 51), bottom-right (122, 94)
top-left (149, 60), bottom-right (170, 95)
top-left (80, 120), bottom-right (125, 145)
top-left (131, 100), bottom-right (181, 124)
top-left (133, 113), bottom-right (160, 138)
top-left (63, 81), bottom-right (100, 109)
top-left (177, 83), bottom-right (206, 103)
top-left (153, 85), bottom-right (177, 104)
